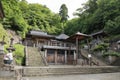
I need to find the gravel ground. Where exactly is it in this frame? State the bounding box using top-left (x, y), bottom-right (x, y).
top-left (22, 72), bottom-right (120, 80)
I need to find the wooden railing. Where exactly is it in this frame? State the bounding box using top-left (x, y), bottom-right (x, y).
top-left (43, 45), bottom-right (76, 50)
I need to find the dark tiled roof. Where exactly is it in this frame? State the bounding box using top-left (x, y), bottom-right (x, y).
top-left (28, 30), bottom-right (55, 38)
top-left (30, 30), bottom-right (47, 36)
top-left (67, 32), bottom-right (90, 42)
top-left (56, 33), bottom-right (69, 40)
top-left (90, 30), bottom-right (107, 37)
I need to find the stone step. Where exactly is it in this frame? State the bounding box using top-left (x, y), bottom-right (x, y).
top-left (23, 66), bottom-right (120, 76)
top-left (26, 47), bottom-right (45, 66)
top-left (0, 77), bottom-right (16, 80)
top-left (0, 71), bottom-right (15, 77)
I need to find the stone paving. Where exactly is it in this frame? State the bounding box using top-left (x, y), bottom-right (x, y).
top-left (22, 72), bottom-right (120, 80)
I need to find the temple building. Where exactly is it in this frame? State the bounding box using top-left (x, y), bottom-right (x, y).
top-left (24, 30), bottom-right (89, 65)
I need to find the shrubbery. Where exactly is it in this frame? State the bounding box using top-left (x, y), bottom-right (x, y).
top-left (4, 44), bottom-right (25, 65)
top-left (103, 50), bottom-right (120, 57)
top-left (92, 43), bottom-right (109, 52)
top-left (0, 24), bottom-right (9, 43)
top-left (13, 44), bottom-right (25, 65)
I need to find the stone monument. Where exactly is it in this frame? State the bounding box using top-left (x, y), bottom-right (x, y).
top-left (0, 37), bottom-right (16, 80)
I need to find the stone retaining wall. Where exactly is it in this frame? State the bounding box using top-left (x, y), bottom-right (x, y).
top-left (0, 77), bottom-right (16, 80)
top-left (23, 66), bottom-right (120, 76)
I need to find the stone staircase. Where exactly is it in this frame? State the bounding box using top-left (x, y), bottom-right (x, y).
top-left (26, 47), bottom-right (45, 66)
top-left (22, 66), bottom-right (120, 76)
top-left (0, 70), bottom-right (16, 80)
top-left (81, 49), bottom-right (108, 66)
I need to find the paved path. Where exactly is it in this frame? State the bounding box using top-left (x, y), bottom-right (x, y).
top-left (15, 65), bottom-right (119, 69)
top-left (22, 72), bottom-right (120, 80)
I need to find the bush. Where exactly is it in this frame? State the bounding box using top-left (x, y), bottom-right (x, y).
top-left (13, 44), bottom-right (25, 65)
top-left (103, 50), bottom-right (120, 57)
top-left (4, 44), bottom-right (9, 53)
top-left (93, 43), bottom-right (109, 52)
top-left (4, 43), bottom-right (25, 65)
top-left (0, 24), bottom-right (9, 43)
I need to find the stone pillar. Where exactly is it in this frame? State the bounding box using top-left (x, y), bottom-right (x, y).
top-left (74, 51), bottom-right (76, 60)
top-left (10, 38), bottom-right (14, 47)
top-left (25, 43), bottom-right (28, 66)
top-left (0, 54), bottom-right (4, 69)
top-left (44, 49), bottom-right (47, 59)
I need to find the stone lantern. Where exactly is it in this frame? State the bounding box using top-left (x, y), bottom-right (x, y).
top-left (0, 36), bottom-right (6, 54)
top-left (0, 36), bottom-right (6, 68)
top-left (6, 38), bottom-right (15, 52)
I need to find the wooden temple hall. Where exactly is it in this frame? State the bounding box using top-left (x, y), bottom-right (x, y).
top-left (24, 30), bottom-right (90, 65)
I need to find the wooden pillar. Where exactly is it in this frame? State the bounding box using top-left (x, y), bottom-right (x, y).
top-left (73, 50), bottom-right (77, 65)
top-left (36, 39), bottom-right (38, 47)
top-left (76, 37), bottom-right (79, 59)
top-left (55, 50), bottom-right (57, 65)
top-left (100, 35), bottom-right (103, 43)
top-left (65, 50), bottom-right (67, 64)
top-left (97, 36), bottom-right (100, 43)
top-left (87, 39), bottom-right (90, 53)
top-left (33, 40), bottom-right (35, 47)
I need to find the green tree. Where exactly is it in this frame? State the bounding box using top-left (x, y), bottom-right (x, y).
top-left (59, 4), bottom-right (69, 33)
top-left (59, 4), bottom-right (69, 22)
top-left (2, 0), bottom-right (62, 36)
top-left (66, 0), bottom-right (120, 36)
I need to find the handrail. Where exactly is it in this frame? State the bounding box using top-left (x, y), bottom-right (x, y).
top-left (81, 49), bottom-right (107, 66)
top-left (14, 67), bottom-right (23, 80)
top-left (39, 51), bottom-right (48, 66)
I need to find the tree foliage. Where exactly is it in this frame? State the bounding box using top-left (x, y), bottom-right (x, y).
top-left (1, 0), bottom-right (120, 39)
top-left (0, 24), bottom-right (9, 43)
top-left (65, 0), bottom-right (120, 37)
top-left (59, 4), bottom-right (69, 33)
top-left (1, 0), bottom-right (62, 37)
top-left (59, 4), bottom-right (69, 22)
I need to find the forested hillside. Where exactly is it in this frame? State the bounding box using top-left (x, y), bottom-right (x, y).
top-left (64, 0), bottom-right (120, 40)
top-left (1, 0), bottom-right (120, 40)
top-left (1, 0), bottom-right (62, 38)
top-left (0, 24), bottom-right (9, 43)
